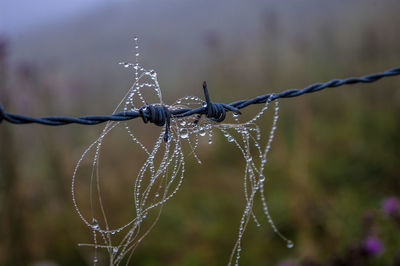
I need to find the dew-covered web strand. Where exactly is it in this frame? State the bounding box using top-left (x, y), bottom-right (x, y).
top-left (74, 38), bottom-right (178, 265)
top-left (248, 100), bottom-right (293, 247)
top-left (120, 144), bottom-right (184, 264)
top-left (214, 126), bottom-right (255, 262)
top-left (221, 128), bottom-right (259, 266)
top-left (260, 100), bottom-right (293, 248)
top-left (115, 79), bottom-right (187, 263)
top-left (72, 121), bottom-right (119, 229)
top-left (215, 98), bottom-right (292, 265)
top-left (92, 118), bottom-right (121, 260)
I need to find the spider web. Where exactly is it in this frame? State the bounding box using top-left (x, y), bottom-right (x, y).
top-left (72, 38), bottom-right (292, 265)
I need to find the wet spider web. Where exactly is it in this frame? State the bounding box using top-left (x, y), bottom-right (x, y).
top-left (72, 37), bottom-right (292, 265)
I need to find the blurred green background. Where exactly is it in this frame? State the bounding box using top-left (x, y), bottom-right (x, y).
top-left (1, 0), bottom-right (400, 265)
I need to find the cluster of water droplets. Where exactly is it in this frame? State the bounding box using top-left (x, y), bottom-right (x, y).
top-left (72, 37), bottom-right (292, 265)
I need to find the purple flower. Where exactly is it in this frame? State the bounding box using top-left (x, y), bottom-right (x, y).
top-left (362, 236), bottom-right (383, 256)
top-left (382, 197), bottom-right (399, 215)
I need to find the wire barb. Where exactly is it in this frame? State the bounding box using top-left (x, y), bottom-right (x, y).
top-left (0, 66), bottom-right (399, 127)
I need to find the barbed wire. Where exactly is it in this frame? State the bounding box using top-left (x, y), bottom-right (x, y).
top-left (1, 66), bottom-right (399, 128)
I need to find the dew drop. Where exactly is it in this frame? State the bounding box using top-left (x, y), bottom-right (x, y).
top-left (92, 218), bottom-right (99, 229)
top-left (199, 127), bottom-right (206, 136)
top-left (93, 257), bottom-right (98, 263)
top-left (286, 240), bottom-right (294, 249)
top-left (113, 247), bottom-right (118, 254)
top-left (259, 175), bottom-right (265, 182)
top-left (232, 112), bottom-right (240, 118)
top-left (228, 136), bottom-right (234, 142)
top-left (180, 120), bottom-right (186, 126)
top-left (202, 102), bottom-right (207, 107)
top-left (179, 128), bottom-right (189, 139)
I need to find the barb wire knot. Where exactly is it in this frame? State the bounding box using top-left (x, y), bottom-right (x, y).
top-left (202, 81), bottom-right (241, 122)
top-left (139, 105), bottom-right (171, 142)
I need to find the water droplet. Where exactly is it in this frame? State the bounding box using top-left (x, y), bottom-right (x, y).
top-left (93, 257), bottom-right (98, 263)
top-left (233, 112), bottom-right (240, 118)
top-left (155, 193), bottom-right (159, 198)
top-left (261, 159), bottom-right (267, 164)
top-left (179, 128), bottom-right (189, 139)
top-left (136, 53), bottom-right (140, 57)
top-left (259, 175), bottom-right (265, 182)
top-left (133, 36), bottom-right (138, 41)
top-left (208, 130), bottom-right (213, 144)
top-left (180, 120), bottom-right (186, 126)
top-left (199, 127), bottom-right (206, 136)
top-left (228, 136), bottom-right (234, 142)
top-left (202, 102), bottom-right (207, 107)
top-left (113, 247), bottom-right (118, 254)
top-left (286, 240), bottom-right (294, 249)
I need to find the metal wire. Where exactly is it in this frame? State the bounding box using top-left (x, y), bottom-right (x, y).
top-left (1, 66), bottom-right (399, 127)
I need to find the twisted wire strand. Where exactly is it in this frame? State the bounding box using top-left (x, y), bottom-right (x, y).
top-left (1, 66), bottom-right (399, 127)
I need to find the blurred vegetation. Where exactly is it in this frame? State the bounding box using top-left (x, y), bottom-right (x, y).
top-left (1, 0), bottom-right (400, 265)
